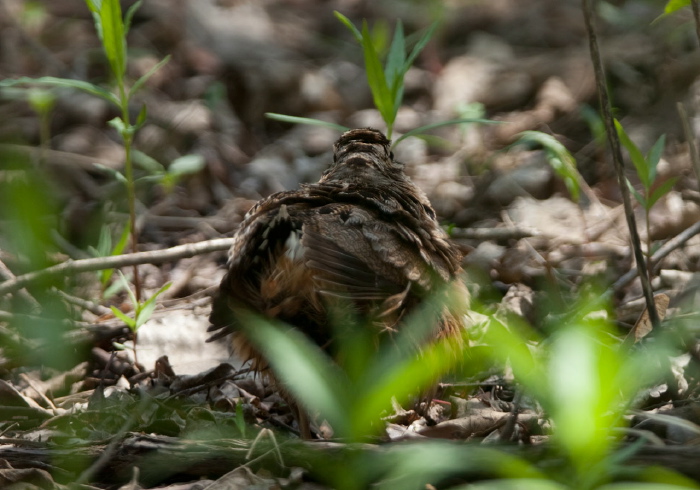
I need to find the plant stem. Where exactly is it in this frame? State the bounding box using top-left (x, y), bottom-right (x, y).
top-left (582, 0), bottom-right (660, 329)
top-left (119, 85), bottom-right (141, 304)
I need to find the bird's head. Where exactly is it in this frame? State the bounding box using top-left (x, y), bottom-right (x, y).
top-left (320, 128), bottom-right (404, 184)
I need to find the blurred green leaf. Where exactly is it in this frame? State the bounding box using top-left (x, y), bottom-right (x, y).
top-left (241, 312), bottom-right (351, 436)
top-left (615, 120), bottom-right (650, 190)
top-left (626, 178), bottom-right (647, 209)
top-left (393, 118), bottom-right (500, 147)
top-left (265, 113), bottom-right (349, 132)
top-left (110, 305), bottom-right (135, 328)
top-left (135, 282), bottom-right (171, 328)
top-left (665, 0), bottom-right (691, 14)
top-left (334, 11), bottom-right (362, 42)
top-left (385, 20), bottom-right (405, 84)
top-left (87, 0), bottom-right (127, 81)
top-left (404, 21), bottom-right (438, 72)
top-left (130, 55), bottom-right (171, 96)
top-left (515, 131), bottom-right (581, 202)
top-left (0, 77), bottom-right (120, 106)
top-left (27, 88), bottom-right (56, 114)
top-left (123, 0), bottom-right (143, 33)
top-left (361, 21), bottom-right (393, 132)
top-left (169, 154), bottom-right (206, 177)
top-left (647, 177), bottom-right (678, 209)
top-left (100, 222), bottom-right (130, 287)
top-left (645, 134), bottom-right (666, 184)
top-left (93, 163), bottom-right (127, 184)
top-left (132, 149), bottom-right (165, 174)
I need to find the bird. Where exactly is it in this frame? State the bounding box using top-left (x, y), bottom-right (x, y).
top-left (208, 127), bottom-right (469, 436)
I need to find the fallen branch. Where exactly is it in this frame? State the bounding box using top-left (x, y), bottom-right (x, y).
top-left (0, 238), bottom-right (234, 297)
top-left (613, 219), bottom-right (700, 293)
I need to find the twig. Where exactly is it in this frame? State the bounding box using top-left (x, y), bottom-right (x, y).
top-left (0, 238), bottom-right (233, 297)
top-left (582, 0), bottom-right (660, 329)
top-left (612, 219), bottom-right (700, 292)
top-left (677, 102), bottom-right (700, 183)
top-left (50, 288), bottom-right (111, 316)
top-left (450, 226), bottom-right (541, 241)
top-left (0, 257), bottom-right (41, 312)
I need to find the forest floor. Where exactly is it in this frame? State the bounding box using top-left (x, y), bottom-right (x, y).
top-left (2, 0), bottom-right (700, 488)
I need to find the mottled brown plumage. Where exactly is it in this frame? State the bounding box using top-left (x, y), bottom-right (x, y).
top-left (208, 128), bottom-right (469, 428)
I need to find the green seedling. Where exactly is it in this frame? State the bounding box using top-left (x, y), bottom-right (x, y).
top-left (267, 14), bottom-right (498, 146)
top-left (0, 0), bottom-right (171, 302)
top-left (110, 271), bottom-right (171, 365)
top-left (615, 120), bottom-right (677, 273)
top-left (88, 222), bottom-right (130, 297)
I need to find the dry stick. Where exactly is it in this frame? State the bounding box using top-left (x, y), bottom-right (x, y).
top-left (613, 219), bottom-right (700, 293)
top-left (582, 0), bottom-right (660, 329)
top-left (678, 102), bottom-right (700, 182)
top-left (0, 238), bottom-right (234, 297)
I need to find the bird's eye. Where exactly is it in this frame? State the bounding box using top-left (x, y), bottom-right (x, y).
top-left (389, 151), bottom-right (395, 160)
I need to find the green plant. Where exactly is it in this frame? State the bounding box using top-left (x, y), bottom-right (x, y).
top-left (110, 272), bottom-right (171, 365)
top-left (514, 131), bottom-right (582, 203)
top-left (0, 0), bottom-right (171, 302)
top-left (132, 151), bottom-right (206, 195)
top-left (27, 88), bottom-right (56, 165)
top-left (267, 14), bottom-right (497, 146)
top-left (88, 222), bottom-right (130, 298)
top-left (614, 120), bottom-right (676, 277)
top-left (237, 283), bottom-right (471, 443)
top-left (233, 280), bottom-right (695, 489)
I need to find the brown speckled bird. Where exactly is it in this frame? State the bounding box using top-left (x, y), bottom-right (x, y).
top-left (208, 128), bottom-right (469, 434)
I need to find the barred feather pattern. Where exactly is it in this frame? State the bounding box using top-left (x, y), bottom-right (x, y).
top-left (208, 128), bottom-right (469, 374)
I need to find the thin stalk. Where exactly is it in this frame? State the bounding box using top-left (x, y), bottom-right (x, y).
top-left (582, 0), bottom-right (660, 329)
top-left (118, 83), bottom-right (141, 304)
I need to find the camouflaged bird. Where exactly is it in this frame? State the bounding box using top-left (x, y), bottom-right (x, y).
top-left (208, 128), bottom-right (469, 423)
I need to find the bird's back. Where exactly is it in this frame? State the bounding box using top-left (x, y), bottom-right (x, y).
top-left (208, 128), bottom-right (468, 368)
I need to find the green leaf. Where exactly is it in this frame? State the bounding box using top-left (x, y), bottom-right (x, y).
top-left (385, 20), bottom-right (406, 88)
top-left (665, 0), bottom-right (691, 14)
top-left (95, 0), bottom-right (127, 81)
top-left (135, 282), bottom-right (171, 329)
top-left (241, 313), bottom-right (351, 436)
top-left (108, 116), bottom-right (128, 135)
top-left (393, 118), bottom-right (501, 147)
top-left (27, 88), bottom-right (56, 114)
top-left (124, 0), bottom-right (143, 33)
top-left (135, 104), bottom-right (147, 129)
top-left (361, 21), bottom-right (394, 130)
top-left (132, 150), bottom-right (165, 174)
top-left (111, 305), bottom-right (136, 328)
top-left (580, 104), bottom-right (606, 146)
top-left (168, 154), bottom-right (205, 177)
top-left (625, 178), bottom-right (647, 209)
top-left (129, 55), bottom-right (171, 96)
top-left (645, 134), bottom-right (666, 184)
top-left (515, 131), bottom-right (581, 202)
top-left (100, 222), bottom-right (131, 286)
top-left (647, 177), bottom-right (678, 209)
top-left (117, 270), bottom-right (138, 309)
top-left (614, 119), bottom-right (650, 190)
top-left (93, 163), bottom-right (127, 184)
top-left (334, 11), bottom-right (362, 42)
top-left (404, 21), bottom-right (438, 72)
top-left (265, 113), bottom-right (350, 132)
top-left (0, 77), bottom-right (120, 106)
